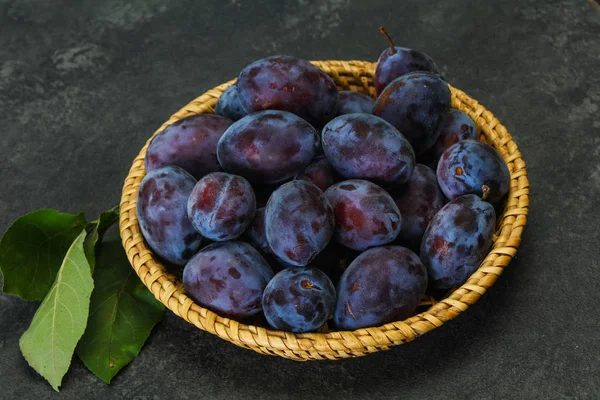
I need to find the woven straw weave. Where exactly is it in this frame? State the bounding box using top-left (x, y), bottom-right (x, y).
top-left (119, 60), bottom-right (529, 361)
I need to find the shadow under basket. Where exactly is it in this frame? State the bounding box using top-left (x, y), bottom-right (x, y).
top-left (119, 60), bottom-right (530, 361)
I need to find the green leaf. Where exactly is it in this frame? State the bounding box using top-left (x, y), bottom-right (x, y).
top-left (76, 240), bottom-right (164, 384)
top-left (0, 209), bottom-right (86, 300)
top-left (84, 206), bottom-right (119, 273)
top-left (19, 231), bottom-right (94, 391)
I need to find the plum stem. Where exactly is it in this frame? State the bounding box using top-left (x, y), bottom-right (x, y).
top-left (481, 185), bottom-right (491, 201)
top-left (379, 26), bottom-right (396, 55)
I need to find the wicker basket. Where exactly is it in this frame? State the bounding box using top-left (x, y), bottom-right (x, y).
top-left (119, 60), bottom-right (529, 361)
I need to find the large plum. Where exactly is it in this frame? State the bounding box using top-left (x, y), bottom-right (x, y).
top-left (334, 246), bottom-right (427, 330)
top-left (215, 84), bottom-right (248, 121)
top-left (217, 110), bottom-right (319, 184)
top-left (436, 139), bottom-right (510, 203)
top-left (183, 241), bottom-right (274, 318)
top-left (420, 109), bottom-right (478, 167)
top-left (137, 166), bottom-right (202, 265)
top-left (390, 164), bottom-right (446, 251)
top-left (321, 113), bottom-right (415, 185)
top-left (372, 71), bottom-right (451, 155)
top-left (420, 194), bottom-right (496, 289)
top-left (374, 27), bottom-right (440, 95)
top-left (187, 172), bottom-right (255, 241)
top-left (265, 181), bottom-right (335, 267)
top-left (145, 114), bottom-right (233, 179)
top-left (336, 91), bottom-right (375, 115)
top-left (262, 267), bottom-right (336, 332)
top-left (294, 156), bottom-right (337, 192)
top-left (236, 55), bottom-right (338, 127)
top-left (325, 180), bottom-right (401, 251)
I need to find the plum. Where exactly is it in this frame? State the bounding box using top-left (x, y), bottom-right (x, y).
top-left (262, 267), bottom-right (335, 332)
top-left (183, 241), bottom-right (274, 318)
top-left (420, 194), bottom-right (496, 289)
top-left (325, 179), bottom-right (401, 251)
top-left (137, 166), bottom-right (202, 265)
top-left (265, 181), bottom-right (335, 266)
top-left (334, 246), bottom-right (427, 330)
top-left (187, 172), bottom-right (256, 241)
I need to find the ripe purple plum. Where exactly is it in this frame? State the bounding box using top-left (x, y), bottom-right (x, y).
top-left (325, 180), bottom-right (401, 251)
top-left (321, 113), bottom-right (415, 185)
top-left (215, 84), bottom-right (248, 121)
top-left (337, 91), bottom-right (375, 115)
top-left (187, 172), bottom-right (256, 241)
top-left (420, 109), bottom-right (478, 167)
top-left (217, 110), bottom-right (319, 184)
top-left (262, 267), bottom-right (336, 332)
top-left (294, 156), bottom-right (337, 192)
top-left (334, 246), bottom-right (427, 330)
top-left (420, 194), bottom-right (496, 289)
top-left (436, 139), bottom-right (510, 203)
top-left (374, 27), bottom-right (440, 95)
top-left (183, 241), bottom-right (274, 318)
top-left (236, 55), bottom-right (338, 127)
top-left (390, 164), bottom-right (446, 251)
top-left (145, 114), bottom-right (233, 179)
top-left (373, 71), bottom-right (451, 155)
top-left (265, 181), bottom-right (335, 267)
top-left (137, 166), bottom-right (202, 265)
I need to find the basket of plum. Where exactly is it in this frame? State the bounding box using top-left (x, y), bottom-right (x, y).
top-left (120, 29), bottom-right (529, 361)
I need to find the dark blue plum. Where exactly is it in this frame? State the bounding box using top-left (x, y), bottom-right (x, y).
top-left (390, 164), bottom-right (446, 251)
top-left (265, 181), bottom-right (335, 266)
top-left (294, 156), bottom-right (337, 192)
top-left (325, 180), bottom-right (401, 251)
top-left (145, 114), bottom-right (233, 180)
top-left (236, 55), bottom-right (339, 127)
top-left (374, 27), bottom-right (440, 95)
top-left (436, 139), bottom-right (510, 203)
top-left (337, 91), bottom-right (375, 115)
top-left (187, 172), bottom-right (256, 241)
top-left (373, 72), bottom-right (451, 155)
top-left (183, 241), bottom-right (274, 318)
top-left (262, 267), bottom-right (336, 332)
top-left (137, 166), bottom-right (202, 266)
top-left (243, 207), bottom-right (272, 255)
top-left (215, 84), bottom-right (248, 121)
top-left (420, 109), bottom-right (478, 167)
top-left (334, 246), bottom-right (427, 330)
top-left (420, 194), bottom-right (496, 289)
top-left (322, 113), bottom-right (415, 184)
top-left (217, 110), bottom-right (319, 184)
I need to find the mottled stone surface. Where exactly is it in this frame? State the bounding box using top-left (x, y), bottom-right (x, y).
top-left (1, 0), bottom-right (599, 399)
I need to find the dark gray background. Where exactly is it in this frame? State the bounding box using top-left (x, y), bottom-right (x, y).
top-left (1, 0), bottom-right (599, 399)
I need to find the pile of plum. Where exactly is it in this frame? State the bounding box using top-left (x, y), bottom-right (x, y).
top-left (137, 29), bottom-right (510, 333)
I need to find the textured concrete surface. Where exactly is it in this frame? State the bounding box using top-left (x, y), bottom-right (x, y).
top-left (1, 0), bottom-right (599, 399)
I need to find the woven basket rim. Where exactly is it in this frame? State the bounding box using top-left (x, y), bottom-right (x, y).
top-left (119, 60), bottom-right (529, 360)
